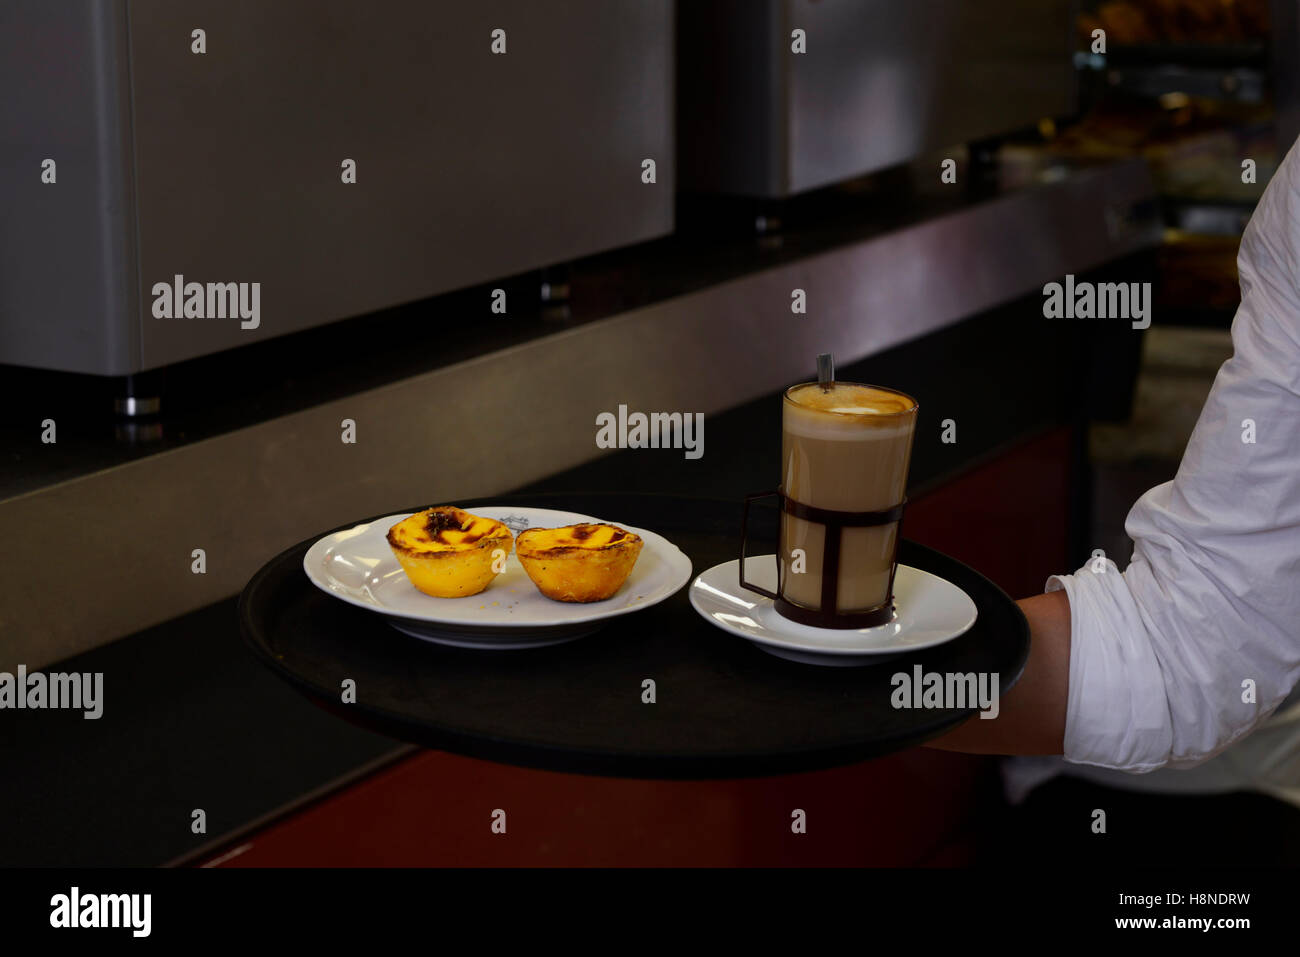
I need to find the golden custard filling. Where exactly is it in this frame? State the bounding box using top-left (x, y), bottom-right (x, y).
top-left (386, 507), bottom-right (513, 598)
top-left (388, 508), bottom-right (511, 554)
top-left (516, 523), bottom-right (644, 602)
top-left (517, 523), bottom-right (634, 554)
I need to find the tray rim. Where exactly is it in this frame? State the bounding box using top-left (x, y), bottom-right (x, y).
top-left (239, 493), bottom-right (1031, 780)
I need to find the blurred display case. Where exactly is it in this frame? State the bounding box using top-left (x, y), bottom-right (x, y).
top-left (1036, 0), bottom-right (1299, 324)
top-left (0, 0), bottom-right (674, 375)
top-left (678, 0), bottom-right (1077, 198)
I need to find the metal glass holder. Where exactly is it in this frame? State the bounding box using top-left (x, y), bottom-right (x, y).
top-left (740, 488), bottom-right (907, 629)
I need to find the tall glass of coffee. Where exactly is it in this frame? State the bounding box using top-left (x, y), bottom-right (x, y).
top-left (776, 382), bottom-right (918, 624)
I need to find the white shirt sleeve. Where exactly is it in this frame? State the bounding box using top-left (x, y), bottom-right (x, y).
top-left (1046, 142), bottom-right (1300, 772)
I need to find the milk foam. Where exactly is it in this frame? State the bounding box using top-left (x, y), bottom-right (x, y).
top-left (789, 382), bottom-right (914, 413)
top-left (784, 383), bottom-right (916, 439)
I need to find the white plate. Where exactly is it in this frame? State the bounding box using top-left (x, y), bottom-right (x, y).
top-left (689, 555), bottom-right (978, 666)
top-left (303, 506), bottom-right (693, 649)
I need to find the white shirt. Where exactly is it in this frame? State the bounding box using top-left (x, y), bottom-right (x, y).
top-left (1006, 139), bottom-right (1300, 806)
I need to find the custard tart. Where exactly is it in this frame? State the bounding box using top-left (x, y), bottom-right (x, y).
top-left (515, 523), bottom-right (643, 602)
top-left (386, 507), bottom-right (513, 598)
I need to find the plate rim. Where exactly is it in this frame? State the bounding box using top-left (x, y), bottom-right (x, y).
top-left (302, 504), bottom-right (693, 629)
top-left (689, 555), bottom-right (978, 656)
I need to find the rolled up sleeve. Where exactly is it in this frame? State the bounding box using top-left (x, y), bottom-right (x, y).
top-left (1048, 143), bottom-right (1300, 772)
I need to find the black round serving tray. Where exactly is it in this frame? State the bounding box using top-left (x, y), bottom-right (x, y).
top-left (240, 492), bottom-right (1028, 779)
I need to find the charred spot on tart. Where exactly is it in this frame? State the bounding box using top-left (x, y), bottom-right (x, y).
top-left (424, 508), bottom-right (465, 539)
top-left (423, 508), bottom-right (494, 546)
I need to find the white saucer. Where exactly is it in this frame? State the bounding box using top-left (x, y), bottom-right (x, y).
top-left (303, 506), bottom-right (692, 649)
top-left (689, 555), bottom-right (978, 666)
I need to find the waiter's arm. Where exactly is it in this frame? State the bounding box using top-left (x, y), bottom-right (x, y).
top-left (924, 590), bottom-right (1071, 755)
top-left (929, 138), bottom-right (1300, 769)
